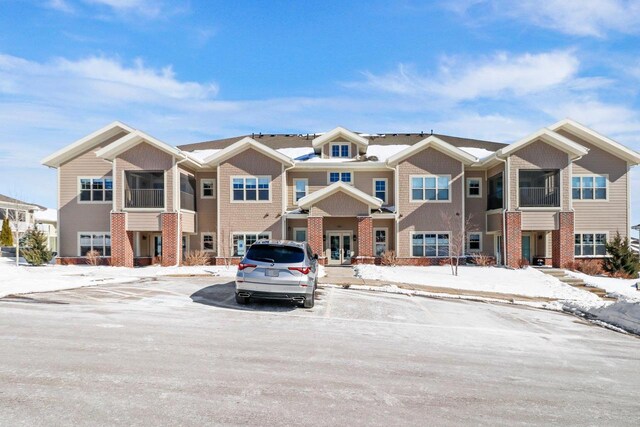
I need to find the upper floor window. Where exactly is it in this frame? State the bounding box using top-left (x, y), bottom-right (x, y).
top-left (411, 176), bottom-right (449, 202)
top-left (373, 178), bottom-right (387, 203)
top-left (201, 179), bottom-right (216, 199)
top-left (466, 178), bottom-right (482, 198)
top-left (575, 233), bottom-right (606, 256)
top-left (294, 178), bottom-right (308, 202)
top-left (487, 173), bottom-right (503, 210)
top-left (79, 177), bottom-right (113, 203)
top-left (330, 143), bottom-right (350, 158)
top-left (232, 176), bottom-right (270, 202)
top-left (572, 176), bottom-right (607, 200)
top-left (328, 172), bottom-right (352, 185)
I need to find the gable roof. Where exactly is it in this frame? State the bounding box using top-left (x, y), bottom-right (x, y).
top-left (41, 121), bottom-right (134, 168)
top-left (386, 135), bottom-right (479, 166)
top-left (311, 127), bottom-right (369, 154)
top-left (297, 181), bottom-right (383, 210)
top-left (203, 137), bottom-right (294, 166)
top-left (496, 128), bottom-right (589, 159)
top-left (549, 119), bottom-right (640, 165)
top-left (0, 194), bottom-right (45, 210)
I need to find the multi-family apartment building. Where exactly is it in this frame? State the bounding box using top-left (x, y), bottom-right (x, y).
top-left (42, 119), bottom-right (640, 268)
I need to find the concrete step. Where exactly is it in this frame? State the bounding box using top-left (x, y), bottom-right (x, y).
top-left (558, 277), bottom-right (586, 284)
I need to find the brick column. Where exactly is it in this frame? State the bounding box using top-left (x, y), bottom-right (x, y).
top-left (552, 211), bottom-right (574, 268)
top-left (110, 212), bottom-right (133, 267)
top-left (356, 216), bottom-right (374, 264)
top-left (307, 216), bottom-right (324, 264)
top-left (505, 211), bottom-right (522, 268)
top-left (161, 212), bottom-right (180, 267)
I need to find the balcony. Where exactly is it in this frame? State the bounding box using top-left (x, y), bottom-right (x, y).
top-left (125, 189), bottom-right (164, 208)
top-left (519, 187), bottom-right (560, 207)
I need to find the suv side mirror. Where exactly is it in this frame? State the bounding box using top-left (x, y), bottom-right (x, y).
top-left (313, 254), bottom-right (319, 260)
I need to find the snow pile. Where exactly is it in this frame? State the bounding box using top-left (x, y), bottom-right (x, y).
top-left (563, 297), bottom-right (640, 335)
top-left (34, 208), bottom-right (57, 223)
top-left (565, 271), bottom-right (640, 301)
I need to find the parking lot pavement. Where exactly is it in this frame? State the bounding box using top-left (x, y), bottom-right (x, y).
top-left (1, 278), bottom-right (639, 426)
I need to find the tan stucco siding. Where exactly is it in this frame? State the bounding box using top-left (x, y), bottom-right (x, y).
top-left (58, 134), bottom-right (125, 257)
top-left (127, 212), bottom-right (161, 231)
top-left (556, 131), bottom-right (630, 238)
top-left (508, 139), bottom-right (570, 210)
top-left (396, 147), bottom-right (464, 258)
top-left (310, 192), bottom-right (370, 217)
top-left (521, 211), bottom-right (557, 230)
top-left (354, 171), bottom-right (394, 205)
top-left (217, 147), bottom-right (284, 255)
top-left (464, 170), bottom-right (486, 234)
top-left (286, 218), bottom-right (307, 240)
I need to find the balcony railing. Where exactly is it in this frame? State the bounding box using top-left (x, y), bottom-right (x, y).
top-left (519, 187), bottom-right (560, 207)
top-left (125, 189), bottom-right (164, 208)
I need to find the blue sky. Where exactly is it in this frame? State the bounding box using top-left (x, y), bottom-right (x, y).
top-left (1, 0), bottom-right (639, 226)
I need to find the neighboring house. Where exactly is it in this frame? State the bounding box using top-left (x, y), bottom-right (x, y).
top-left (41, 120), bottom-right (640, 268)
top-left (0, 194), bottom-right (44, 237)
top-left (34, 208), bottom-right (58, 252)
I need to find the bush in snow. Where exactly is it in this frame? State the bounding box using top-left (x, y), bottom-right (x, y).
top-left (0, 218), bottom-right (13, 247)
top-left (603, 232), bottom-right (639, 279)
top-left (85, 250), bottom-right (101, 266)
top-left (380, 250), bottom-right (397, 266)
top-left (183, 250), bottom-right (210, 266)
top-left (21, 228), bottom-right (53, 266)
top-left (577, 259), bottom-right (604, 276)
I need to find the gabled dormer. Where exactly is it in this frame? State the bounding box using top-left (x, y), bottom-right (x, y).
top-left (312, 126), bottom-right (369, 159)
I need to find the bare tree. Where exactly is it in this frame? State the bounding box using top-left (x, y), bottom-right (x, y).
top-left (440, 212), bottom-right (477, 276)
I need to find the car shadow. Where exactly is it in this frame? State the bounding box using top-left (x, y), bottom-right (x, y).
top-left (189, 282), bottom-right (299, 312)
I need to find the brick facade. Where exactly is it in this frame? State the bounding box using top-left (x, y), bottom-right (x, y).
top-left (552, 211), bottom-right (575, 268)
top-left (355, 216), bottom-right (375, 264)
top-left (505, 211), bottom-right (522, 268)
top-left (161, 212), bottom-right (180, 267)
top-left (307, 216), bottom-right (324, 264)
top-left (110, 212), bottom-right (133, 267)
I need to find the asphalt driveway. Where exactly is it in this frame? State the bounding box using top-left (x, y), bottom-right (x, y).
top-left (0, 277), bottom-right (638, 426)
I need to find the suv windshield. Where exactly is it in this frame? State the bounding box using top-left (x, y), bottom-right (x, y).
top-left (246, 245), bottom-right (305, 264)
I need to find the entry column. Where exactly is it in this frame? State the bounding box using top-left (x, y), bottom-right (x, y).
top-left (552, 211), bottom-right (574, 268)
top-left (505, 211), bottom-right (522, 268)
top-left (356, 216), bottom-right (374, 264)
top-left (161, 212), bottom-right (180, 267)
top-left (110, 212), bottom-right (133, 267)
top-left (307, 216), bottom-right (324, 265)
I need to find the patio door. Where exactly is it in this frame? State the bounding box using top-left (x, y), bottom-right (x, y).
top-left (327, 232), bottom-right (352, 265)
top-left (522, 234), bottom-right (532, 264)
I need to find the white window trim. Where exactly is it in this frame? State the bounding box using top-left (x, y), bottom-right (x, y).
top-left (410, 231), bottom-right (451, 258)
top-left (230, 175), bottom-right (272, 203)
top-left (409, 175), bottom-right (452, 203)
top-left (466, 177), bottom-right (482, 198)
top-left (77, 177), bottom-right (113, 204)
top-left (201, 179), bottom-right (216, 199)
top-left (329, 143), bottom-right (350, 158)
top-left (373, 227), bottom-right (388, 256)
top-left (293, 178), bottom-right (309, 202)
top-left (372, 178), bottom-right (388, 204)
top-left (201, 232), bottom-right (216, 252)
top-left (292, 227), bottom-right (307, 242)
top-left (231, 231), bottom-right (273, 257)
top-left (467, 232), bottom-right (483, 253)
top-left (327, 171), bottom-right (354, 186)
top-left (575, 231), bottom-right (609, 258)
top-left (77, 231), bottom-right (111, 257)
top-left (572, 174), bottom-right (609, 202)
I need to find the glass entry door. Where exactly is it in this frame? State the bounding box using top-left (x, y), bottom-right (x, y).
top-left (327, 232), bottom-right (352, 265)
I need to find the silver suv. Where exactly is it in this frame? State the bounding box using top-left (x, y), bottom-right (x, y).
top-left (235, 240), bottom-right (319, 308)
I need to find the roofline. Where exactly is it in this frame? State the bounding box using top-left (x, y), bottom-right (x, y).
top-left (386, 135), bottom-right (478, 166)
top-left (292, 161), bottom-right (391, 171)
top-left (311, 126), bottom-right (369, 152)
top-left (497, 128), bottom-right (589, 159)
top-left (297, 181), bottom-right (383, 209)
top-left (203, 137), bottom-right (295, 166)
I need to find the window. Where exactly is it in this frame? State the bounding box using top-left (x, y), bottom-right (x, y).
top-left (487, 173), bottom-right (503, 210)
top-left (412, 232), bottom-right (449, 257)
top-left (373, 179), bottom-right (387, 203)
top-left (467, 233), bottom-right (482, 252)
top-left (330, 143), bottom-right (350, 158)
top-left (202, 233), bottom-right (216, 251)
top-left (78, 232), bottom-right (111, 256)
top-left (232, 176), bottom-right (270, 202)
top-left (17, 211), bottom-right (26, 222)
top-left (410, 176), bottom-right (450, 202)
top-left (201, 179), bottom-right (216, 199)
top-left (294, 179), bottom-right (308, 202)
top-left (79, 178), bottom-right (113, 202)
top-left (466, 178), bottom-right (481, 198)
top-left (293, 228), bottom-right (307, 242)
top-left (575, 233), bottom-right (607, 256)
top-left (328, 172), bottom-right (352, 185)
top-left (572, 176), bottom-right (607, 200)
top-left (374, 228), bottom-right (387, 256)
top-left (232, 232), bottom-right (271, 256)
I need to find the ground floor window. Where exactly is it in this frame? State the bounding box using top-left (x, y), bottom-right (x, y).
top-left (467, 232), bottom-right (482, 252)
top-left (374, 228), bottom-right (387, 256)
top-left (232, 232), bottom-right (271, 256)
top-left (293, 228), bottom-right (307, 242)
top-left (575, 233), bottom-right (607, 256)
top-left (202, 233), bottom-right (216, 251)
top-left (79, 232), bottom-right (111, 256)
top-left (412, 232), bottom-right (449, 257)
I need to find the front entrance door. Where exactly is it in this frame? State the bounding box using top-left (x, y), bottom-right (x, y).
top-left (153, 235), bottom-right (162, 257)
top-left (495, 235), bottom-right (503, 265)
top-left (522, 234), bottom-right (532, 263)
top-left (327, 232), bottom-right (352, 265)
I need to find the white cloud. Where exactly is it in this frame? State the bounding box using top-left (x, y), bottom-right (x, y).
top-left (82, 0), bottom-right (174, 18)
top-left (358, 51), bottom-right (579, 101)
top-left (46, 0), bottom-right (75, 13)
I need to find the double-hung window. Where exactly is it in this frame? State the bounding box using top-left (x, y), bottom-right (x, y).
top-left (293, 228), bottom-right (307, 242)
top-left (411, 176), bottom-right (450, 202)
top-left (232, 232), bottom-right (271, 256)
top-left (201, 179), bottom-right (216, 198)
top-left (294, 179), bottom-right (308, 202)
top-left (328, 172), bottom-right (352, 185)
top-left (412, 232), bottom-right (449, 257)
top-left (373, 178), bottom-right (387, 203)
top-left (374, 228), bottom-right (388, 256)
top-left (202, 233), bottom-right (216, 251)
top-left (232, 176), bottom-right (270, 201)
top-left (78, 232), bottom-right (111, 256)
top-left (330, 144), bottom-right (350, 158)
top-left (572, 176), bottom-right (607, 200)
top-left (79, 177), bottom-right (113, 202)
top-left (467, 233), bottom-right (482, 252)
top-left (575, 233), bottom-right (607, 256)
top-left (466, 178), bottom-right (481, 198)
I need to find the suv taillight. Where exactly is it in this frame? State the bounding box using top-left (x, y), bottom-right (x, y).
top-left (288, 266), bottom-right (311, 275)
top-left (238, 263), bottom-right (257, 271)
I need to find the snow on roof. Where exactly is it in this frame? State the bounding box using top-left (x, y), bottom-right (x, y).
top-left (364, 145), bottom-right (410, 161)
top-left (34, 208), bottom-right (57, 223)
top-left (188, 149), bottom-right (222, 163)
top-left (458, 147), bottom-right (495, 160)
top-left (276, 147), bottom-right (316, 161)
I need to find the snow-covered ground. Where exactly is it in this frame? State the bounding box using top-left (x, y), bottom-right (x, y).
top-left (566, 270), bottom-right (640, 301)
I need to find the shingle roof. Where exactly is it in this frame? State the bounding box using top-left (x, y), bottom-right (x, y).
top-left (0, 194), bottom-right (46, 210)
